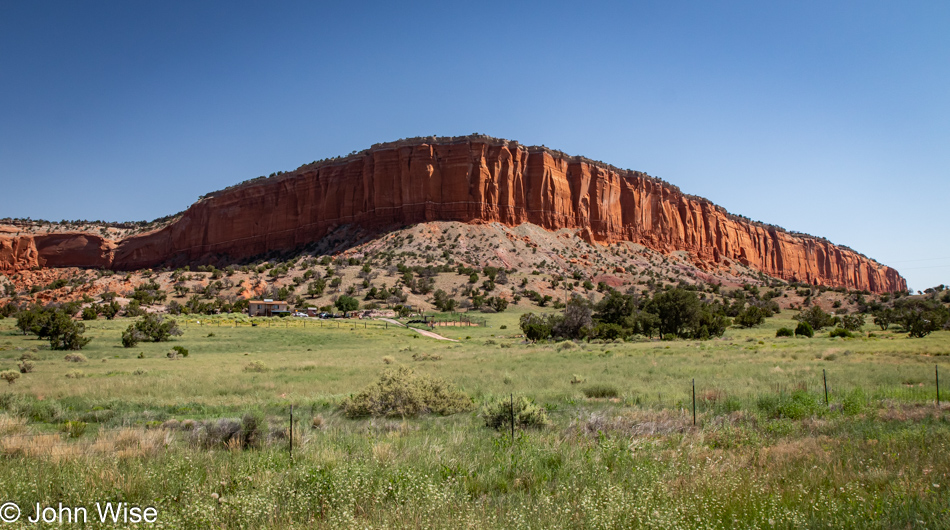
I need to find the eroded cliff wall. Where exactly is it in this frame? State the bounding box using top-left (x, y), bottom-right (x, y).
top-left (0, 138), bottom-right (905, 293)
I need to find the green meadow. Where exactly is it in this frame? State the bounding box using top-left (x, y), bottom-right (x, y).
top-left (1, 311), bottom-right (949, 528)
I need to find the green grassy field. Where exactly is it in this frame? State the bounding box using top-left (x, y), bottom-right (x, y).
top-left (1, 312), bottom-right (949, 528)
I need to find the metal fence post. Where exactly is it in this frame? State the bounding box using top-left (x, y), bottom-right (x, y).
top-left (509, 393), bottom-right (515, 440)
top-left (824, 369), bottom-right (829, 405)
top-left (692, 379), bottom-right (696, 426)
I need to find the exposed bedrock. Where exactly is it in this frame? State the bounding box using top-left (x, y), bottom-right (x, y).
top-left (0, 138), bottom-right (905, 293)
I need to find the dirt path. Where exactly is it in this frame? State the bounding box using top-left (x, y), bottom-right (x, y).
top-left (409, 327), bottom-right (459, 342)
top-left (376, 318), bottom-right (458, 341)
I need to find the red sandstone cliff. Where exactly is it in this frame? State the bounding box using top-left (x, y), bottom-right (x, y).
top-left (0, 136), bottom-right (906, 293)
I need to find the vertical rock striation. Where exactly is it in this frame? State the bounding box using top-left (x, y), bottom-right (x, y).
top-left (0, 136), bottom-right (905, 293)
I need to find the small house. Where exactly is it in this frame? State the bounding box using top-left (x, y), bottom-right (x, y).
top-left (248, 299), bottom-right (291, 317)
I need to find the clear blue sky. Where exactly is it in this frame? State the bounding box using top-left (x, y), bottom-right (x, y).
top-left (1, 1), bottom-right (947, 291)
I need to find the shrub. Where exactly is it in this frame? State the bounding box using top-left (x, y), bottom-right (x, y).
top-left (19, 352), bottom-right (38, 361)
top-left (482, 395), bottom-right (550, 430)
top-left (244, 360), bottom-right (268, 373)
top-left (172, 346), bottom-right (189, 357)
top-left (382, 355), bottom-right (396, 364)
top-left (593, 322), bottom-right (624, 341)
top-left (81, 307), bottom-right (98, 320)
top-left (64, 353), bottom-right (88, 363)
top-left (570, 374), bottom-right (586, 385)
top-left (519, 313), bottom-right (553, 341)
top-left (794, 305), bottom-right (835, 331)
top-left (65, 370), bottom-right (85, 379)
top-left (240, 411), bottom-right (266, 449)
top-left (60, 420), bottom-right (87, 438)
top-left (735, 305), bottom-right (766, 328)
top-left (757, 390), bottom-right (823, 420)
top-left (1, 371), bottom-right (20, 384)
top-left (340, 366), bottom-right (472, 418)
top-left (37, 309), bottom-right (92, 350)
top-left (839, 314), bottom-right (866, 332)
top-left (122, 314), bottom-right (183, 348)
top-left (794, 321), bottom-right (814, 338)
top-left (775, 327), bottom-right (794, 337)
top-left (17, 361), bottom-right (34, 374)
top-left (122, 327), bottom-right (144, 348)
top-left (829, 328), bottom-right (854, 338)
top-left (582, 384), bottom-right (620, 399)
top-left (311, 414), bottom-right (325, 429)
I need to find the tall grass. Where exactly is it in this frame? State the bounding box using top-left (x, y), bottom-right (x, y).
top-left (1, 314), bottom-right (949, 527)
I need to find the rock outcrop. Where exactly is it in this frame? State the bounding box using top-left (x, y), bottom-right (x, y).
top-left (0, 136), bottom-right (905, 293)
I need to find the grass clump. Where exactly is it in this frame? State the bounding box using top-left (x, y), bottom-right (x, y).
top-left (340, 366), bottom-right (472, 418)
top-left (482, 395), bottom-right (550, 430)
top-left (582, 383), bottom-right (620, 398)
top-left (60, 420), bottom-right (87, 438)
top-left (64, 353), bottom-right (88, 363)
top-left (757, 390), bottom-right (824, 420)
top-left (244, 360), bottom-right (268, 372)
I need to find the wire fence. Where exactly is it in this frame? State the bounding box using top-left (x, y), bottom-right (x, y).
top-left (176, 315), bottom-right (485, 330)
top-left (178, 318), bottom-right (400, 331)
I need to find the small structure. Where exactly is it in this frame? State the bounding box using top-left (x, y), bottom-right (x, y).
top-left (306, 307), bottom-right (320, 317)
top-left (248, 299), bottom-right (291, 317)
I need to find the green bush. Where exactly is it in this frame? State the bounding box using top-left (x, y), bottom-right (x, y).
top-left (735, 305), bottom-right (766, 328)
top-left (340, 366), bottom-right (472, 418)
top-left (794, 321), bottom-right (814, 338)
top-left (829, 328), bottom-right (854, 338)
top-left (775, 327), bottom-right (794, 337)
top-left (172, 346), bottom-right (189, 357)
top-left (593, 323), bottom-right (624, 341)
top-left (482, 395), bottom-right (550, 430)
top-left (582, 384), bottom-right (620, 399)
top-left (757, 390), bottom-right (823, 420)
top-left (60, 420), bottom-right (87, 438)
top-left (122, 314), bottom-right (183, 348)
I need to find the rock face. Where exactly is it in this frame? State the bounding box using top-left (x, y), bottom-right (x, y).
top-left (0, 136), bottom-right (905, 293)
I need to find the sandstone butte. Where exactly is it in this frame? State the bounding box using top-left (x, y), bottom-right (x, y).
top-left (0, 135), bottom-right (905, 294)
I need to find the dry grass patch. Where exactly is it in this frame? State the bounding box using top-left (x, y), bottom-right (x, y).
top-left (570, 409), bottom-right (693, 438)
